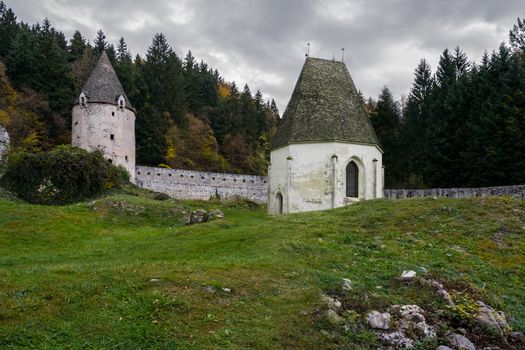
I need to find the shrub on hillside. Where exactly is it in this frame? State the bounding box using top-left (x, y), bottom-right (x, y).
top-left (0, 146), bottom-right (129, 204)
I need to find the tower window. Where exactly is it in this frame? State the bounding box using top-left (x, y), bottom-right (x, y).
top-left (111, 112), bottom-right (115, 116)
top-left (108, 159), bottom-right (112, 164)
top-left (125, 156), bottom-right (128, 161)
top-left (79, 92), bottom-right (87, 106)
top-left (110, 134), bottom-right (114, 140)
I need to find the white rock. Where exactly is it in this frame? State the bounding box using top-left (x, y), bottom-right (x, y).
top-left (475, 301), bottom-right (507, 332)
top-left (436, 346), bottom-right (453, 350)
top-left (398, 305), bottom-right (436, 338)
top-left (326, 309), bottom-right (343, 325)
top-left (222, 287), bottom-right (232, 293)
top-left (367, 311), bottom-right (391, 330)
top-left (320, 294), bottom-right (341, 311)
top-left (448, 333), bottom-right (476, 350)
top-left (341, 278), bottom-right (352, 291)
top-left (378, 331), bottom-right (414, 348)
top-left (401, 270), bottom-right (417, 281)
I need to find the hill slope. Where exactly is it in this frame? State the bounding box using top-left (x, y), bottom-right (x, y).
top-left (0, 192), bottom-right (524, 349)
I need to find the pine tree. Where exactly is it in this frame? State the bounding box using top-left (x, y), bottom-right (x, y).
top-left (371, 86), bottom-right (401, 187)
top-left (93, 29), bottom-right (107, 55)
top-left (0, 1), bottom-right (18, 57)
top-left (509, 17), bottom-right (525, 53)
top-left (68, 30), bottom-right (86, 62)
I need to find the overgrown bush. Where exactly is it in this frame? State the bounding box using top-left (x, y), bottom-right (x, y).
top-left (0, 146), bottom-right (128, 204)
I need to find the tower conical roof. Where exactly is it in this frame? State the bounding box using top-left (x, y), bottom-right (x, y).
top-left (80, 51), bottom-right (133, 109)
top-left (271, 57), bottom-right (380, 150)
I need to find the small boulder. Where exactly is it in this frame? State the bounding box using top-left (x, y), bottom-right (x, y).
top-left (400, 270), bottom-right (417, 281)
top-left (509, 331), bottom-right (524, 344)
top-left (325, 309), bottom-right (343, 325)
top-left (187, 209), bottom-right (208, 225)
top-left (367, 311), bottom-right (391, 330)
top-left (341, 278), bottom-right (352, 291)
top-left (207, 208), bottom-right (225, 220)
top-left (475, 301), bottom-right (507, 332)
top-left (436, 346), bottom-right (453, 350)
top-left (448, 333), bottom-right (476, 350)
top-left (378, 331), bottom-right (414, 348)
top-left (320, 294), bottom-right (341, 311)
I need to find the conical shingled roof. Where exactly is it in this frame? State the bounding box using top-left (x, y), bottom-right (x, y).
top-left (79, 51), bottom-right (133, 109)
top-left (271, 57), bottom-right (380, 150)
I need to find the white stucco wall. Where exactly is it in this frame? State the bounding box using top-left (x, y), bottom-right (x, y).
top-left (72, 103), bottom-right (136, 181)
top-left (268, 142), bottom-right (383, 214)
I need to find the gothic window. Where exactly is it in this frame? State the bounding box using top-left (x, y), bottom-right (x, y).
top-left (276, 193), bottom-right (283, 214)
top-left (346, 162), bottom-right (358, 198)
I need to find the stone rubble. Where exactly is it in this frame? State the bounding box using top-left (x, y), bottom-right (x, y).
top-left (341, 278), bottom-right (352, 291)
top-left (367, 310), bottom-right (391, 330)
top-left (448, 333), bottom-right (476, 350)
top-left (400, 270), bottom-right (417, 281)
top-left (186, 208), bottom-right (225, 225)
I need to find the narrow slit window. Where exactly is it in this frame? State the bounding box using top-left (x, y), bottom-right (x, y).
top-left (110, 134), bottom-right (114, 140)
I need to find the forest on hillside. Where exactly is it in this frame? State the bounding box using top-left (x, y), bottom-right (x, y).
top-left (369, 18), bottom-right (525, 188)
top-left (0, 1), bottom-right (524, 188)
top-left (0, 2), bottom-right (279, 176)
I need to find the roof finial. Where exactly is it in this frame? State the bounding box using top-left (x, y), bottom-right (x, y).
top-left (305, 43), bottom-right (310, 57)
top-left (341, 48), bottom-right (345, 62)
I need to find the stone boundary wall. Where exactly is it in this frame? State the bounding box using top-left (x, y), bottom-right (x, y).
top-left (135, 166), bottom-right (268, 203)
top-left (384, 185), bottom-right (525, 200)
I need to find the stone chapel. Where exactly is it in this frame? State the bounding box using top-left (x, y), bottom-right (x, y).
top-left (267, 57), bottom-right (383, 214)
top-left (71, 51), bottom-right (136, 181)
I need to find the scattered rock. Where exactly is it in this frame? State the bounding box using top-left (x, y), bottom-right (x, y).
top-left (400, 270), bottom-right (417, 281)
top-left (187, 209), bottom-right (208, 225)
top-left (207, 208), bottom-right (225, 220)
top-left (448, 333), bottom-right (476, 350)
top-left (221, 287), bottom-right (231, 293)
top-left (377, 331), bottom-right (414, 348)
top-left (148, 278), bottom-right (161, 283)
top-left (186, 209), bottom-right (225, 224)
top-left (320, 294), bottom-right (341, 311)
top-left (367, 311), bottom-right (391, 330)
top-left (437, 346), bottom-right (453, 350)
top-left (341, 278), bottom-right (352, 291)
top-left (326, 309), bottom-right (343, 325)
top-left (397, 304), bottom-right (435, 338)
top-left (475, 301), bottom-right (507, 333)
top-left (509, 331), bottom-right (524, 344)
top-left (204, 286), bottom-right (216, 293)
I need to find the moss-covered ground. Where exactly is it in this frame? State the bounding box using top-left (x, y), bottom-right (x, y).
top-left (0, 187), bottom-right (524, 349)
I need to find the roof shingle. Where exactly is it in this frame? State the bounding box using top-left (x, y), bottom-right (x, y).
top-left (78, 51), bottom-right (133, 110)
top-left (271, 57), bottom-right (380, 150)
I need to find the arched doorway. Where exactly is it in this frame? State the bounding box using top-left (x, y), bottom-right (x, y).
top-left (346, 162), bottom-right (358, 197)
top-left (276, 193), bottom-right (283, 214)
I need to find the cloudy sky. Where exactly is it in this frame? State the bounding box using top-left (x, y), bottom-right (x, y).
top-left (7, 0), bottom-right (524, 112)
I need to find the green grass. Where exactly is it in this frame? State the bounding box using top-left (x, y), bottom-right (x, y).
top-left (0, 189), bottom-right (524, 349)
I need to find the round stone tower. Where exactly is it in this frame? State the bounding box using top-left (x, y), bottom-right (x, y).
top-left (72, 51), bottom-right (136, 181)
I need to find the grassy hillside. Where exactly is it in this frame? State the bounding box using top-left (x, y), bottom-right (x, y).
top-left (0, 189), bottom-right (524, 349)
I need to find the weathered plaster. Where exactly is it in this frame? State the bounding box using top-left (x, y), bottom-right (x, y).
top-left (268, 142), bottom-right (383, 214)
top-left (72, 103), bottom-right (136, 181)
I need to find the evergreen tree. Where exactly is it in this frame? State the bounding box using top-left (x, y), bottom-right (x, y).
top-left (68, 30), bottom-right (87, 62)
top-left (371, 86), bottom-right (401, 187)
top-left (93, 29), bottom-right (107, 55)
top-left (0, 1), bottom-right (18, 57)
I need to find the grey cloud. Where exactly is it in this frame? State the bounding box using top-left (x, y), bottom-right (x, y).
top-left (7, 0), bottom-right (524, 112)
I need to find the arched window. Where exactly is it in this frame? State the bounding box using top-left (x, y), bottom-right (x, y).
top-left (117, 95), bottom-right (125, 109)
top-left (346, 162), bottom-right (358, 197)
top-left (79, 92), bottom-right (87, 106)
top-left (276, 193), bottom-right (283, 214)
